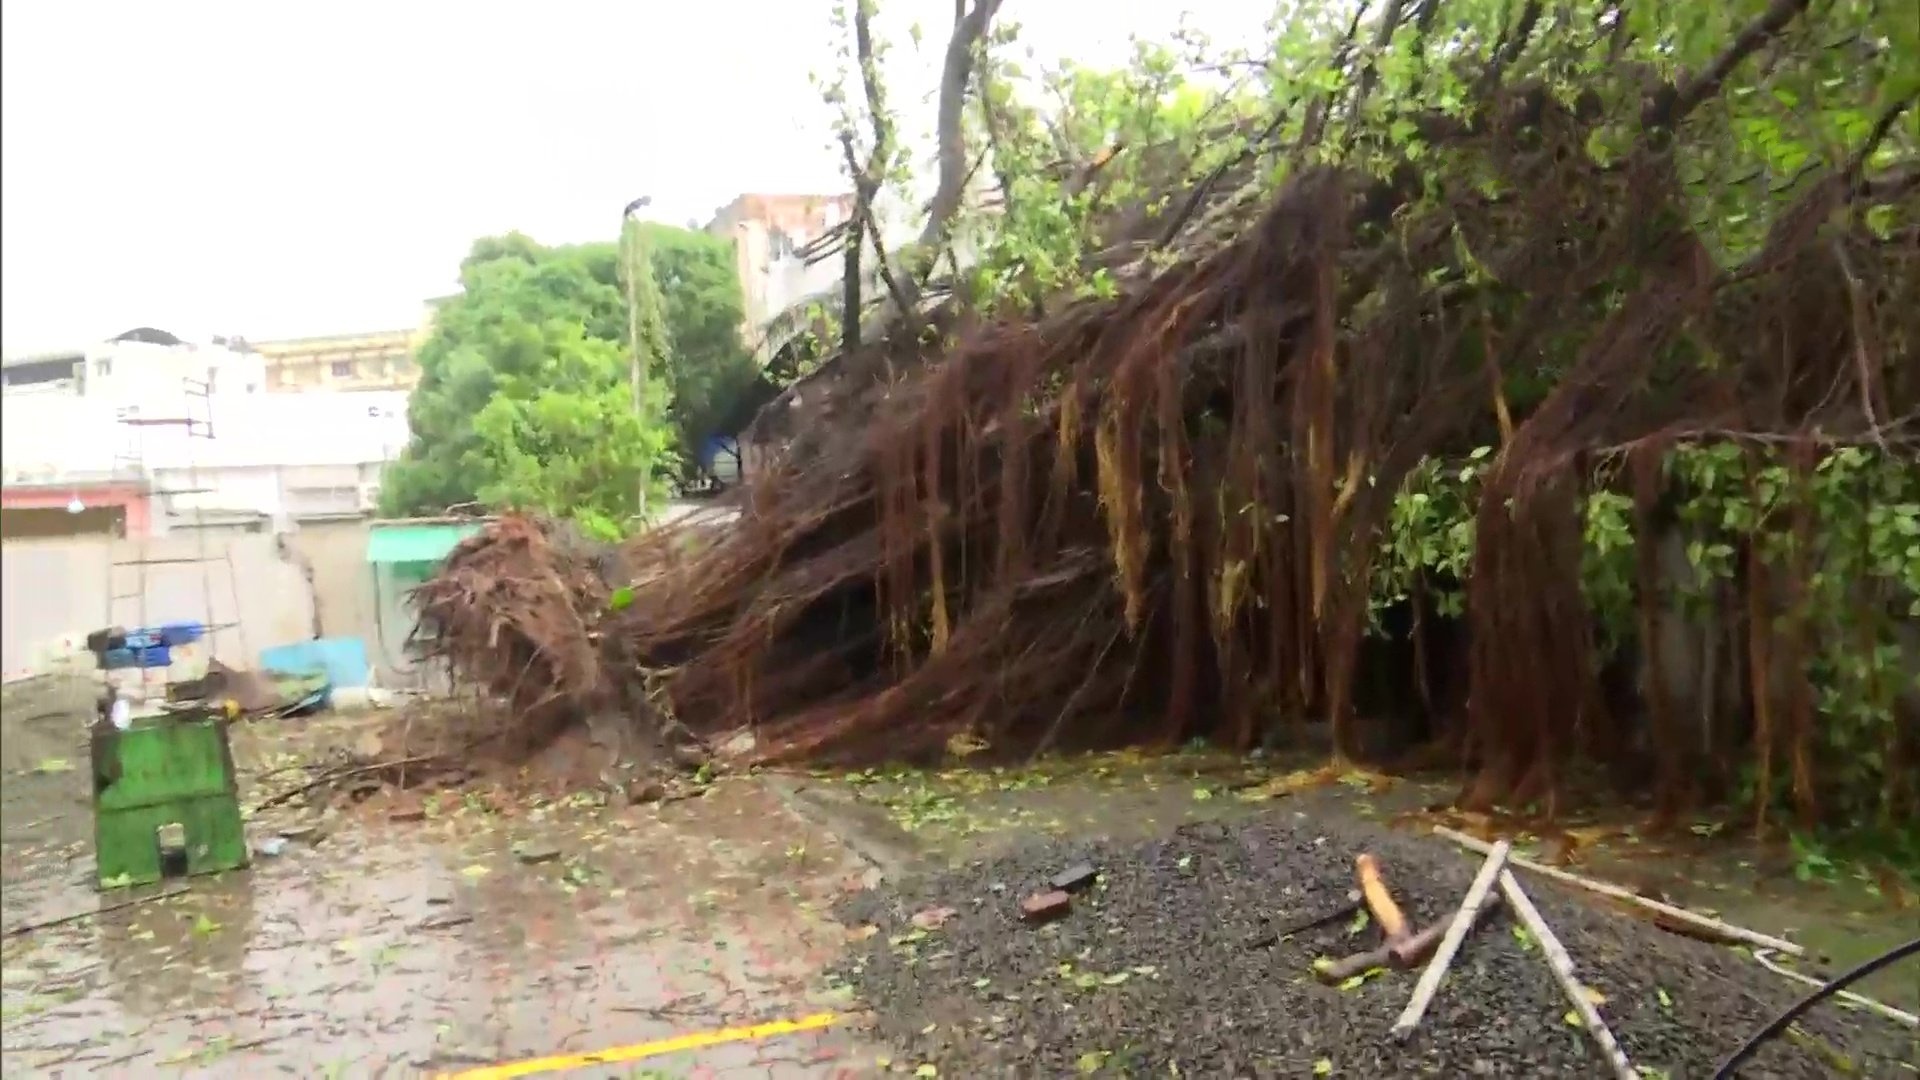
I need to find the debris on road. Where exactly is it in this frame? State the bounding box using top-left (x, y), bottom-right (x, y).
top-left (512, 842), bottom-right (562, 865)
top-left (833, 814), bottom-right (1914, 1077)
top-left (416, 913), bottom-right (475, 932)
top-left (910, 907), bottom-right (959, 931)
top-left (1499, 868), bottom-right (1637, 1079)
top-left (4, 885), bottom-right (191, 938)
top-left (1243, 890), bottom-right (1362, 950)
top-left (1019, 890), bottom-right (1071, 924)
top-left (1390, 840), bottom-right (1511, 1037)
top-left (1433, 825), bottom-right (1809, 958)
top-left (1048, 863), bottom-right (1098, 893)
top-left (1751, 947), bottom-right (1919, 1029)
top-left (1355, 852), bottom-right (1411, 948)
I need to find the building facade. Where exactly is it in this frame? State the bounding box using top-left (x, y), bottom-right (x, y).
top-left (252, 327), bottom-right (424, 393)
top-left (705, 193), bottom-right (855, 360)
top-left (2, 323), bottom-right (411, 539)
top-left (1, 327), bottom-right (267, 400)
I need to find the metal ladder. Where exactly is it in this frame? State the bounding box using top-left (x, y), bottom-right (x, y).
top-left (103, 376), bottom-right (240, 702)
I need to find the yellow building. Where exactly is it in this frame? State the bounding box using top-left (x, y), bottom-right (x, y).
top-left (252, 305), bottom-right (442, 393)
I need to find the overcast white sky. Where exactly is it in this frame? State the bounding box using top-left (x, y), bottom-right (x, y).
top-left (1, 0), bottom-right (1271, 353)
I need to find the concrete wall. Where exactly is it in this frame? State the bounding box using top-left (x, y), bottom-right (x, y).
top-left (0, 530), bottom-right (317, 692)
top-left (0, 519), bottom-right (440, 693)
top-left (279, 517), bottom-right (437, 690)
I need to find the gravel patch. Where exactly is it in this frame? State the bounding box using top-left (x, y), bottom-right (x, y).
top-left (833, 813), bottom-right (1918, 1077)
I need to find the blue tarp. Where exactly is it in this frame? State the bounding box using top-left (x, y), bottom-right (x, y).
top-left (258, 637), bottom-right (371, 689)
top-left (117, 621), bottom-right (207, 651)
top-left (100, 644), bottom-right (171, 669)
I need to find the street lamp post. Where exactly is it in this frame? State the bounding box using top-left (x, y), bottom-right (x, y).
top-left (622, 195), bottom-right (652, 520)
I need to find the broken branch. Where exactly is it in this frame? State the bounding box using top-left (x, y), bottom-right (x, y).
top-left (1432, 826), bottom-right (1807, 957)
top-left (5, 885), bottom-right (191, 937)
top-left (1500, 870), bottom-right (1636, 1080)
top-left (1391, 839), bottom-right (1511, 1040)
top-left (1356, 852), bottom-right (1412, 944)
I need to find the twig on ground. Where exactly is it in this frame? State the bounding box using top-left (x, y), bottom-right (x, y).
top-left (1246, 891), bottom-right (1363, 949)
top-left (5, 885), bottom-right (191, 937)
top-left (1752, 948), bottom-right (1919, 1028)
top-left (1316, 928), bottom-right (1431, 983)
top-left (1314, 900), bottom-right (1504, 985)
top-left (1356, 852), bottom-right (1412, 945)
top-left (1433, 825), bottom-right (1807, 957)
top-left (249, 756), bottom-right (440, 812)
top-left (1392, 839), bottom-right (1511, 1039)
top-left (1500, 870), bottom-right (1636, 1080)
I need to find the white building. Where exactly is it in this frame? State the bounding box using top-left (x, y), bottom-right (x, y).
top-left (1, 327), bottom-right (267, 402)
top-left (2, 390), bottom-right (409, 532)
top-left (2, 328), bottom-right (410, 536)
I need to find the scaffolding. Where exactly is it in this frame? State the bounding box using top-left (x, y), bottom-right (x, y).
top-left (105, 376), bottom-right (242, 702)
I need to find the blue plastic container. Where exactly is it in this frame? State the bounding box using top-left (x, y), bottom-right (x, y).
top-left (257, 637), bottom-right (370, 689)
top-left (158, 621), bottom-right (207, 647)
top-left (101, 645), bottom-right (172, 670)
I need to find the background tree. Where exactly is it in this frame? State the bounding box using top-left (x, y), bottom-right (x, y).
top-left (638, 224), bottom-right (761, 473)
top-left (381, 224), bottom-right (756, 530)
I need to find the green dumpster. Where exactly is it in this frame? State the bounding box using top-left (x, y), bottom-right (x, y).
top-left (92, 715), bottom-right (249, 887)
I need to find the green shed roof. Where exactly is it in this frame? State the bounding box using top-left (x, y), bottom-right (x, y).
top-left (365, 522), bottom-right (484, 565)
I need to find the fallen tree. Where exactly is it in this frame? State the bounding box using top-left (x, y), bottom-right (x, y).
top-left (414, 0), bottom-right (1919, 832)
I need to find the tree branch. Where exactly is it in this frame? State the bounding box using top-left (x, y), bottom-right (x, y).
top-left (1479, 0), bottom-right (1544, 94)
top-left (1643, 0), bottom-right (1812, 130)
top-left (917, 0), bottom-right (1006, 256)
top-left (1294, 0), bottom-right (1373, 155)
top-left (1343, 0), bottom-right (1412, 141)
top-left (841, 131), bottom-right (918, 324)
top-left (1842, 93), bottom-right (1917, 184)
top-left (853, 0), bottom-right (894, 180)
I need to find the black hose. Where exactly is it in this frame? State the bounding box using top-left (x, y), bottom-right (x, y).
top-left (1711, 935), bottom-right (1919, 1079)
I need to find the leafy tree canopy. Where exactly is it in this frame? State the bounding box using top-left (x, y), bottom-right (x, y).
top-left (381, 223), bottom-right (758, 530)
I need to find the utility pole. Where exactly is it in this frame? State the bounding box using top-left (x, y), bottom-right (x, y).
top-left (621, 195), bottom-right (652, 520)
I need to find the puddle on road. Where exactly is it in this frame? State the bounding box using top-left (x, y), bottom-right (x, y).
top-left (3, 775), bottom-right (878, 1078)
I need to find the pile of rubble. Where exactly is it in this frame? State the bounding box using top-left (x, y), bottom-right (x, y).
top-left (831, 814), bottom-right (1917, 1077)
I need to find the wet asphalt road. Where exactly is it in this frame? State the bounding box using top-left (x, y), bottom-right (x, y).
top-left (2, 748), bottom-right (880, 1078)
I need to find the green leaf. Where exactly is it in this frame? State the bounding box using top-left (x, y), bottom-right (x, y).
top-left (609, 586), bottom-right (636, 612)
top-left (1339, 967), bottom-right (1385, 991)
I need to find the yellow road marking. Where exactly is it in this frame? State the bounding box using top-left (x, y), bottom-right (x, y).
top-left (437, 1012), bottom-right (840, 1079)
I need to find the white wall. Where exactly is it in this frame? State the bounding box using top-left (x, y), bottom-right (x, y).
top-left (4, 389), bottom-right (408, 540)
top-left (754, 184), bottom-right (987, 360)
top-left (1, 531), bottom-right (315, 692)
top-left (82, 338), bottom-right (266, 403)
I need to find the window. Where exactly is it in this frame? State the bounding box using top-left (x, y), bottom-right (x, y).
top-left (287, 485), bottom-right (360, 513)
top-left (768, 228), bottom-right (796, 260)
top-left (95, 359), bottom-right (113, 377)
top-left (330, 360), bottom-right (354, 378)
